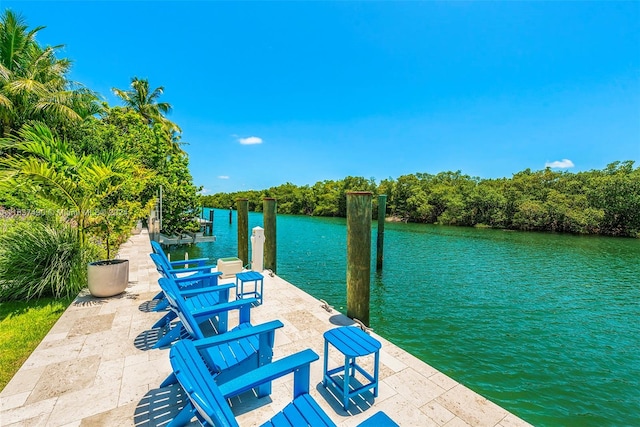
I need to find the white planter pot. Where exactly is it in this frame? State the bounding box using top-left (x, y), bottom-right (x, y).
top-left (87, 259), bottom-right (129, 297)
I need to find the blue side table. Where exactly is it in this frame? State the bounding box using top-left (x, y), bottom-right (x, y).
top-left (322, 326), bottom-right (381, 410)
top-left (235, 271), bottom-right (264, 304)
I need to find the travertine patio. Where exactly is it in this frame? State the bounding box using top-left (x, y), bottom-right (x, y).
top-left (0, 229), bottom-right (532, 426)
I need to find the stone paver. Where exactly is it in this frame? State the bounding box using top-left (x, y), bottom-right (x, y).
top-left (0, 229), bottom-right (533, 427)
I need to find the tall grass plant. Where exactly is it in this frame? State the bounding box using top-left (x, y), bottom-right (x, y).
top-left (0, 220), bottom-right (100, 300)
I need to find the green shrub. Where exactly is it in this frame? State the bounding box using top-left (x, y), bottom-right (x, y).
top-left (0, 221), bottom-right (100, 301)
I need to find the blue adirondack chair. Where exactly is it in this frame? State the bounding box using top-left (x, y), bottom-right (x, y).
top-left (150, 269), bottom-right (234, 330)
top-left (161, 317), bottom-right (284, 389)
top-left (149, 253), bottom-right (221, 317)
top-left (167, 341), bottom-right (399, 427)
top-left (150, 251), bottom-right (217, 280)
top-left (149, 241), bottom-right (217, 306)
top-left (151, 240), bottom-right (210, 266)
top-left (153, 277), bottom-right (260, 349)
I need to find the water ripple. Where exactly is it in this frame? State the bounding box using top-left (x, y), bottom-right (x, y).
top-left (173, 210), bottom-right (640, 427)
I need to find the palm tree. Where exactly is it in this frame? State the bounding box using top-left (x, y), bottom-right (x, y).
top-left (112, 77), bottom-right (184, 153)
top-left (112, 77), bottom-right (170, 124)
top-left (0, 10), bottom-right (102, 137)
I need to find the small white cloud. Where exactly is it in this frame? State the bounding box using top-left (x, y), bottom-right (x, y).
top-left (238, 136), bottom-right (263, 145)
top-left (218, 175), bottom-right (230, 180)
top-left (545, 159), bottom-right (575, 169)
top-left (199, 188), bottom-right (211, 195)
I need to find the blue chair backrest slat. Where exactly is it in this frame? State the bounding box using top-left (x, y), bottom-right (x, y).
top-left (151, 240), bottom-right (164, 255)
top-left (171, 340), bottom-right (238, 427)
top-left (160, 278), bottom-right (207, 340)
top-left (150, 253), bottom-right (174, 277)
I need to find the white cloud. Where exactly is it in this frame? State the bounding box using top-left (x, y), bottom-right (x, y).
top-left (545, 159), bottom-right (575, 169)
top-left (238, 136), bottom-right (263, 145)
top-left (218, 175), bottom-right (230, 180)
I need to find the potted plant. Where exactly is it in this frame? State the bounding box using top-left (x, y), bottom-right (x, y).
top-left (87, 203), bottom-right (131, 298)
top-left (86, 165), bottom-right (152, 298)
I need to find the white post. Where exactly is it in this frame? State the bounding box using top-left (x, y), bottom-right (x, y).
top-left (250, 226), bottom-right (265, 272)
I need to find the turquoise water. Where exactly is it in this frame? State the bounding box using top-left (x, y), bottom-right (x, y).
top-left (170, 209), bottom-right (640, 426)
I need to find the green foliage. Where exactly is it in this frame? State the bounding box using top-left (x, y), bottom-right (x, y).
top-left (106, 85), bottom-right (199, 236)
top-left (0, 10), bottom-right (103, 139)
top-left (111, 77), bottom-right (182, 153)
top-left (156, 153), bottom-right (201, 235)
top-left (0, 11), bottom-right (201, 315)
top-left (0, 296), bottom-right (71, 390)
top-left (0, 122), bottom-right (151, 252)
top-left (0, 219), bottom-right (100, 300)
top-left (201, 162), bottom-right (640, 237)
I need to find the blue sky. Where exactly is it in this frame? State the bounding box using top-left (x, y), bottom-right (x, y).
top-left (5, 1), bottom-right (639, 193)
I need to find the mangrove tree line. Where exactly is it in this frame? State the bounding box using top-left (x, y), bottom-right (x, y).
top-left (200, 162), bottom-right (640, 238)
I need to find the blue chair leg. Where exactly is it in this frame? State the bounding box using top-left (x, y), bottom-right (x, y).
top-left (153, 323), bottom-right (185, 349)
top-left (322, 339), bottom-right (329, 388)
top-left (160, 372), bottom-right (177, 387)
top-left (167, 402), bottom-right (198, 427)
top-left (374, 350), bottom-right (380, 397)
top-left (153, 311), bottom-right (177, 329)
top-left (152, 298), bottom-right (170, 312)
top-left (343, 355), bottom-right (350, 410)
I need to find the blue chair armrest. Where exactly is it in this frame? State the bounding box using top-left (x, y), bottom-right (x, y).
top-left (168, 265), bottom-right (217, 274)
top-left (218, 349), bottom-right (319, 398)
top-left (169, 257), bottom-right (210, 267)
top-left (193, 320), bottom-right (284, 350)
top-left (179, 283), bottom-right (234, 297)
top-left (173, 272), bottom-right (222, 283)
top-left (190, 298), bottom-right (257, 319)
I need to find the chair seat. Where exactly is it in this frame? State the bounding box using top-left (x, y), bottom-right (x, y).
top-left (202, 323), bottom-right (259, 371)
top-left (261, 394), bottom-right (335, 427)
top-left (184, 290), bottom-right (225, 312)
top-left (261, 394), bottom-right (398, 427)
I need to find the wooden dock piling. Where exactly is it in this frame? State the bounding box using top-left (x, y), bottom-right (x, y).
top-left (236, 199), bottom-right (248, 266)
top-left (263, 197), bottom-right (277, 273)
top-left (376, 194), bottom-right (387, 270)
top-left (346, 191), bottom-right (372, 326)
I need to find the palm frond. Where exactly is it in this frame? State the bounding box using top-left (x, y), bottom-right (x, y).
top-left (4, 156), bottom-right (81, 212)
top-left (33, 100), bottom-right (83, 122)
top-left (0, 62), bottom-right (10, 81)
top-left (111, 86), bottom-right (129, 100)
top-left (7, 77), bottom-right (48, 96)
top-left (0, 92), bottom-right (12, 109)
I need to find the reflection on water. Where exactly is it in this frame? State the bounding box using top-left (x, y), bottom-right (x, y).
top-left (168, 209), bottom-right (640, 427)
